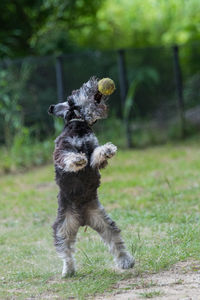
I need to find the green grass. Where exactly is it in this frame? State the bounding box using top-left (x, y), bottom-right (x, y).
top-left (0, 140), bottom-right (200, 299)
top-left (140, 290), bottom-right (163, 298)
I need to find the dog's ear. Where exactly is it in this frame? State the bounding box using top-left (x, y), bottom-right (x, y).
top-left (48, 105), bottom-right (55, 115)
top-left (48, 102), bottom-right (69, 119)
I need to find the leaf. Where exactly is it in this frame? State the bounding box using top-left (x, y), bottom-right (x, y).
top-left (123, 79), bottom-right (139, 120)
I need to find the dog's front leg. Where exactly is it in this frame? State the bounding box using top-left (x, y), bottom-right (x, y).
top-left (90, 142), bottom-right (117, 169)
top-left (54, 150), bottom-right (88, 172)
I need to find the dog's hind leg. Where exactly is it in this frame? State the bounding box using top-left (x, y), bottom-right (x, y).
top-left (86, 204), bottom-right (134, 269)
top-left (53, 212), bottom-right (80, 277)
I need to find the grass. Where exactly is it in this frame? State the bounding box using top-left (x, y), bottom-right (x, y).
top-left (0, 139), bottom-right (200, 299)
top-left (140, 290), bottom-right (163, 298)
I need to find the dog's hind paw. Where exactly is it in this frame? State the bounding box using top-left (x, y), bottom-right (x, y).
top-left (116, 253), bottom-right (135, 269)
top-left (62, 269), bottom-right (75, 278)
top-left (62, 263), bottom-right (76, 278)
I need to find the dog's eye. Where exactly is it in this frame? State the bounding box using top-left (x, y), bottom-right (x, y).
top-left (94, 91), bottom-right (102, 104)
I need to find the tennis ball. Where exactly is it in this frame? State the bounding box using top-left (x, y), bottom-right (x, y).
top-left (98, 78), bottom-right (115, 95)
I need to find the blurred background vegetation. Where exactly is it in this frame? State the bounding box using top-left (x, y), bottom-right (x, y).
top-left (0, 0), bottom-right (200, 173)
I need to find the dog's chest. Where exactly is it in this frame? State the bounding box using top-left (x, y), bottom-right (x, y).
top-left (66, 134), bottom-right (98, 154)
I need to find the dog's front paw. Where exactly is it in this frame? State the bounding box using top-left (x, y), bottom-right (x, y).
top-left (102, 142), bottom-right (117, 159)
top-left (116, 253), bottom-right (135, 269)
top-left (64, 153), bottom-right (88, 172)
top-left (90, 143), bottom-right (117, 168)
top-left (74, 154), bottom-right (87, 167)
top-left (72, 153), bottom-right (88, 171)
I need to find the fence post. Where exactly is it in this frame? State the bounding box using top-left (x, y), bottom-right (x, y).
top-left (117, 49), bottom-right (132, 148)
top-left (55, 56), bottom-right (64, 102)
top-left (117, 49), bottom-right (128, 107)
top-left (172, 45), bottom-right (186, 138)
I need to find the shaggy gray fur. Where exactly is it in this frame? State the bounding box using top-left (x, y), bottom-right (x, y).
top-left (49, 77), bottom-right (134, 277)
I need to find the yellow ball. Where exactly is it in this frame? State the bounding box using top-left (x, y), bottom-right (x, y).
top-left (98, 78), bottom-right (115, 95)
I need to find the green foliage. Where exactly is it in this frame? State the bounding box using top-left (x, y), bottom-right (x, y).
top-left (95, 117), bottom-right (126, 147)
top-left (184, 73), bottom-right (200, 109)
top-left (0, 0), bottom-right (104, 58)
top-left (0, 0), bottom-right (51, 57)
top-left (74, 0), bottom-right (200, 49)
top-left (0, 128), bottom-right (53, 174)
top-left (34, 0), bottom-right (104, 55)
top-left (0, 63), bottom-right (31, 146)
top-left (53, 118), bottom-right (65, 136)
top-left (124, 67), bottom-right (159, 120)
top-left (1, 0), bottom-right (199, 57)
top-left (122, 67), bottom-right (159, 147)
top-left (0, 57), bottom-right (58, 145)
top-left (123, 80), bottom-right (139, 120)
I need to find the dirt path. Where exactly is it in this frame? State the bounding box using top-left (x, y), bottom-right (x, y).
top-left (96, 261), bottom-right (200, 300)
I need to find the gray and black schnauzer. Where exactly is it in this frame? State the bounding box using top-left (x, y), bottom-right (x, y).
top-left (49, 77), bottom-right (134, 277)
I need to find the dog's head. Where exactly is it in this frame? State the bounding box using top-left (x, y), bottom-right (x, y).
top-left (48, 77), bottom-right (110, 125)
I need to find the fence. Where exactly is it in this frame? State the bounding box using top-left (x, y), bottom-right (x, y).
top-left (0, 42), bottom-right (199, 147)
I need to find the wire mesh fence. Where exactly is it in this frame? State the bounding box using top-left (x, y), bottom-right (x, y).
top-left (0, 42), bottom-right (199, 147)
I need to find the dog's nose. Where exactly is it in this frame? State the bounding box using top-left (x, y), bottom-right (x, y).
top-left (48, 105), bottom-right (55, 114)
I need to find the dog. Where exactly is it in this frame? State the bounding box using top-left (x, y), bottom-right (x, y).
top-left (48, 77), bottom-right (134, 277)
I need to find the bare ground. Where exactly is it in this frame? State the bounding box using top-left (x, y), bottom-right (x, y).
top-left (95, 261), bottom-right (200, 300)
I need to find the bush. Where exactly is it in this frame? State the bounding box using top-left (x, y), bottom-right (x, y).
top-left (0, 127), bottom-right (53, 174)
